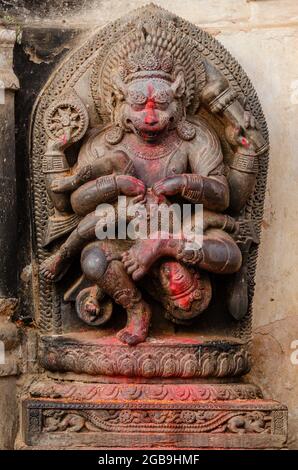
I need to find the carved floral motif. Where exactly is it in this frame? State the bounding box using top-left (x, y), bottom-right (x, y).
top-left (40, 338), bottom-right (250, 377)
top-left (30, 381), bottom-right (263, 402)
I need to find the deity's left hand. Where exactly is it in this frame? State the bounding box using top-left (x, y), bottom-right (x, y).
top-left (225, 119), bottom-right (257, 152)
top-left (152, 175), bottom-right (185, 197)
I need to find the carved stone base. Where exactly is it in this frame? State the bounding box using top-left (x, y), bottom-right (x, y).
top-left (20, 380), bottom-right (287, 449)
top-left (40, 334), bottom-right (250, 378)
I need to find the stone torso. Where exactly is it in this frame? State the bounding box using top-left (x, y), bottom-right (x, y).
top-left (77, 118), bottom-right (224, 186)
top-left (118, 131), bottom-right (188, 187)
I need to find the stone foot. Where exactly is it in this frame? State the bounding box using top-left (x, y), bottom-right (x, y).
top-left (122, 234), bottom-right (181, 281)
top-left (40, 250), bottom-right (70, 281)
top-left (117, 301), bottom-right (151, 345)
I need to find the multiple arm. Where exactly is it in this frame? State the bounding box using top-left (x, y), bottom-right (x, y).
top-left (50, 150), bottom-right (135, 193)
top-left (153, 68), bottom-right (267, 213)
top-left (152, 172), bottom-right (229, 212)
top-left (201, 63), bottom-right (268, 213)
top-left (181, 174), bottom-right (229, 211)
top-left (43, 138), bottom-right (145, 217)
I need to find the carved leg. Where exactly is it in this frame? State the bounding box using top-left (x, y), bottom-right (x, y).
top-left (40, 228), bottom-right (86, 281)
top-left (197, 229), bottom-right (242, 274)
top-left (40, 205), bottom-right (117, 281)
top-left (81, 243), bottom-right (151, 345)
top-left (122, 229), bottom-right (242, 281)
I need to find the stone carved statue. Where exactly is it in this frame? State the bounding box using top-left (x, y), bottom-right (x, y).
top-left (38, 17), bottom-right (266, 346)
top-left (24, 6), bottom-right (288, 450)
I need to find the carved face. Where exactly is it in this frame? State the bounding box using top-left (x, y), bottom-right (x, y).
top-left (120, 74), bottom-right (185, 142)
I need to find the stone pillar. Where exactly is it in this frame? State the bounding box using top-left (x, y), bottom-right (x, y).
top-left (0, 27), bottom-right (19, 298)
top-left (0, 27), bottom-right (20, 450)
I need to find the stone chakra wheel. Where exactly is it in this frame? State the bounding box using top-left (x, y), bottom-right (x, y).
top-left (75, 287), bottom-right (113, 326)
top-left (44, 91), bottom-right (89, 144)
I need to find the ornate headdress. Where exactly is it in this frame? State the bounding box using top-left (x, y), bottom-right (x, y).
top-left (91, 20), bottom-right (206, 123)
top-left (117, 41), bottom-right (176, 83)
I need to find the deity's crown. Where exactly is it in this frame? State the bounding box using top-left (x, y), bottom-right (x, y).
top-left (93, 20), bottom-right (206, 120)
top-left (118, 44), bottom-right (175, 83)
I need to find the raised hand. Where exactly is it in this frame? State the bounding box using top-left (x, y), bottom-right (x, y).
top-left (46, 126), bottom-right (73, 153)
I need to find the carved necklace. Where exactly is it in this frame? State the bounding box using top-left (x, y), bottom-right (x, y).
top-left (121, 131), bottom-right (182, 160)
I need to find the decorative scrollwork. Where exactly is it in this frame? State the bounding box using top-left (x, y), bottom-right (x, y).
top-left (42, 408), bottom-right (272, 434)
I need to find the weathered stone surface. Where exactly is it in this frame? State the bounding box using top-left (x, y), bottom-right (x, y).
top-left (2, 0), bottom-right (297, 30)
top-left (21, 392), bottom-right (287, 449)
top-left (0, 25), bottom-right (20, 451)
top-left (0, 377), bottom-right (18, 449)
top-left (39, 334), bottom-right (250, 378)
top-left (217, 23), bottom-right (298, 451)
top-left (29, 379), bottom-right (264, 401)
top-left (248, 316), bottom-right (298, 449)
top-left (0, 302), bottom-right (21, 453)
top-left (0, 0), bottom-right (296, 450)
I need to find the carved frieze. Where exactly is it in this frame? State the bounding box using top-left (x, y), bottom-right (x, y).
top-left (30, 381), bottom-right (263, 402)
top-left (23, 398), bottom-right (287, 449)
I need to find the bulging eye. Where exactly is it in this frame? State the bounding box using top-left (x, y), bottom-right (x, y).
top-left (128, 90), bottom-right (146, 105)
top-left (155, 102), bottom-right (169, 110)
top-left (153, 91), bottom-right (170, 105)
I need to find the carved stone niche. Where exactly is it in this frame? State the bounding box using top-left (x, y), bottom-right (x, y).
top-left (21, 5), bottom-right (287, 449)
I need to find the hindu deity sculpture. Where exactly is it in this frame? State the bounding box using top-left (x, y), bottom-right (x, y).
top-left (22, 5), bottom-right (287, 450)
top-left (38, 21), bottom-right (265, 346)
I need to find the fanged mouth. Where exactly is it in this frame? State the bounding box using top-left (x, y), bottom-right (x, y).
top-left (137, 129), bottom-right (163, 140)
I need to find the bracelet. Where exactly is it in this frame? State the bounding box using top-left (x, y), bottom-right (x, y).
top-left (96, 175), bottom-right (119, 202)
top-left (42, 153), bottom-right (70, 174)
top-left (208, 87), bottom-right (238, 114)
top-left (181, 174), bottom-right (203, 203)
top-left (222, 215), bottom-right (237, 233)
top-left (230, 152), bottom-right (258, 174)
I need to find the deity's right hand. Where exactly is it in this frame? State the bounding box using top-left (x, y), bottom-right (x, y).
top-left (46, 127), bottom-right (73, 153)
top-left (116, 175), bottom-right (146, 198)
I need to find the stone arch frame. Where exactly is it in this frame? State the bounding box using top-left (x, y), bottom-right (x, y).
top-left (29, 4), bottom-right (269, 347)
